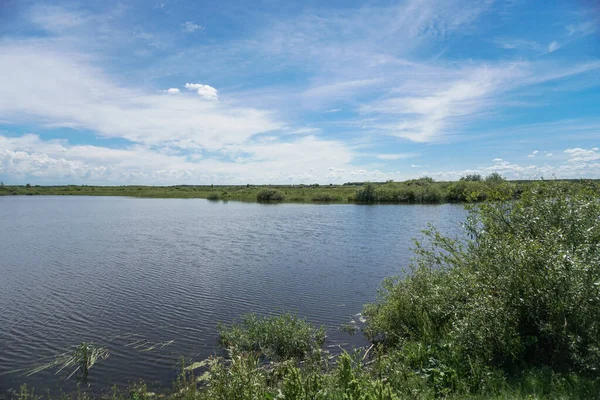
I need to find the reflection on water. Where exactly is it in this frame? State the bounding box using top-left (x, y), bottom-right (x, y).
top-left (0, 196), bottom-right (466, 394)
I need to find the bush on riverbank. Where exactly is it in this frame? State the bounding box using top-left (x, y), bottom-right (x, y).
top-left (256, 189), bottom-right (285, 202)
top-left (364, 183), bottom-right (600, 390)
top-left (352, 176), bottom-right (520, 204)
top-left (217, 313), bottom-right (326, 362)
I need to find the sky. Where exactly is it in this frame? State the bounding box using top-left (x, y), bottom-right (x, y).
top-left (0, 0), bottom-right (599, 185)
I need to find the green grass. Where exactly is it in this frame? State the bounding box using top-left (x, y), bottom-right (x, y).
top-left (2, 178), bottom-right (598, 204)
top-left (23, 343), bottom-right (108, 381)
top-left (217, 313), bottom-right (326, 362)
top-left (7, 182), bottom-right (600, 399)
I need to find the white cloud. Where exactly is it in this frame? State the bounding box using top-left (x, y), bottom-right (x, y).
top-left (565, 148), bottom-right (600, 163)
top-left (566, 20), bottom-right (597, 37)
top-left (0, 44), bottom-right (274, 150)
top-left (495, 39), bottom-right (541, 51)
top-left (546, 153), bottom-right (553, 157)
top-left (548, 41), bottom-right (561, 53)
top-left (326, 108), bottom-right (342, 113)
top-left (185, 83), bottom-right (219, 100)
top-left (182, 21), bottom-right (203, 33)
top-left (376, 153), bottom-right (417, 160)
top-left (493, 158), bottom-right (503, 162)
top-left (28, 5), bottom-right (89, 33)
top-left (361, 64), bottom-right (527, 142)
top-left (164, 88), bottom-right (181, 94)
top-left (0, 134), bottom-right (356, 184)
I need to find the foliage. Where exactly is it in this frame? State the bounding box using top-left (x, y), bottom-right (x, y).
top-left (206, 193), bottom-right (220, 201)
top-left (354, 182), bottom-right (377, 203)
top-left (460, 174), bottom-right (482, 182)
top-left (485, 172), bottom-right (505, 183)
top-left (311, 193), bottom-right (342, 202)
top-left (256, 189), bottom-right (285, 202)
top-left (1, 180), bottom-right (599, 206)
top-left (364, 183), bottom-right (600, 392)
top-left (218, 313), bottom-right (326, 362)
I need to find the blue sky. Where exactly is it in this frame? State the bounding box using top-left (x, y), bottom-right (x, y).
top-left (0, 0), bottom-right (599, 184)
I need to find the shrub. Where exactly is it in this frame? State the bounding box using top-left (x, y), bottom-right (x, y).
top-left (218, 313), bottom-right (326, 362)
top-left (355, 182), bottom-right (377, 203)
top-left (365, 183), bottom-right (600, 383)
top-left (486, 172), bottom-right (506, 183)
top-left (256, 189), bottom-right (285, 202)
top-left (206, 193), bottom-right (220, 201)
top-left (446, 180), bottom-right (487, 202)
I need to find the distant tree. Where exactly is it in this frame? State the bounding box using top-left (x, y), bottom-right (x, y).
top-left (246, 183), bottom-right (250, 188)
top-left (460, 174), bottom-right (482, 182)
top-left (26, 183), bottom-right (31, 188)
top-left (485, 172), bottom-right (506, 183)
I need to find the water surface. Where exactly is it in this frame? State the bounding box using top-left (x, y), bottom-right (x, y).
top-left (0, 196), bottom-right (466, 395)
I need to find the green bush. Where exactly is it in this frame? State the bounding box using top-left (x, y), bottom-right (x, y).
top-left (364, 183), bottom-right (600, 385)
top-left (206, 193), bottom-right (220, 201)
top-left (256, 189), bottom-right (285, 202)
top-left (355, 182), bottom-right (377, 203)
top-left (218, 313), bottom-right (326, 362)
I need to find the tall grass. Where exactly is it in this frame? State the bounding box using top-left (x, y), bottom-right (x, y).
top-left (217, 313), bottom-right (325, 362)
top-left (25, 343), bottom-right (109, 381)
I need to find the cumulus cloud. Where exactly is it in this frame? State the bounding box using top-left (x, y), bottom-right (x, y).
top-left (493, 158), bottom-right (503, 162)
top-left (185, 83), bottom-right (219, 100)
top-left (164, 88), bottom-right (180, 94)
top-left (565, 148), bottom-right (600, 163)
top-left (0, 44), bottom-right (273, 150)
top-left (0, 134), bottom-right (357, 184)
top-left (182, 21), bottom-right (203, 33)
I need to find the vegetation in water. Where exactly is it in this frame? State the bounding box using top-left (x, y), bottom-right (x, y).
top-left (6, 182), bottom-right (600, 399)
top-left (217, 313), bottom-right (326, 362)
top-left (24, 343), bottom-right (108, 382)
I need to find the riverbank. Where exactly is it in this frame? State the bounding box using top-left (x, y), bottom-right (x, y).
top-left (1, 178), bottom-right (598, 204)
top-left (7, 182), bottom-right (600, 399)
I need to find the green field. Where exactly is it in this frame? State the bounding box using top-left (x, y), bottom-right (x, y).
top-left (1, 177), bottom-right (599, 204)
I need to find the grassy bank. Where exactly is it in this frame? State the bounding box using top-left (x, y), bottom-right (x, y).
top-left (1, 177), bottom-right (599, 204)
top-left (7, 182), bottom-right (600, 399)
